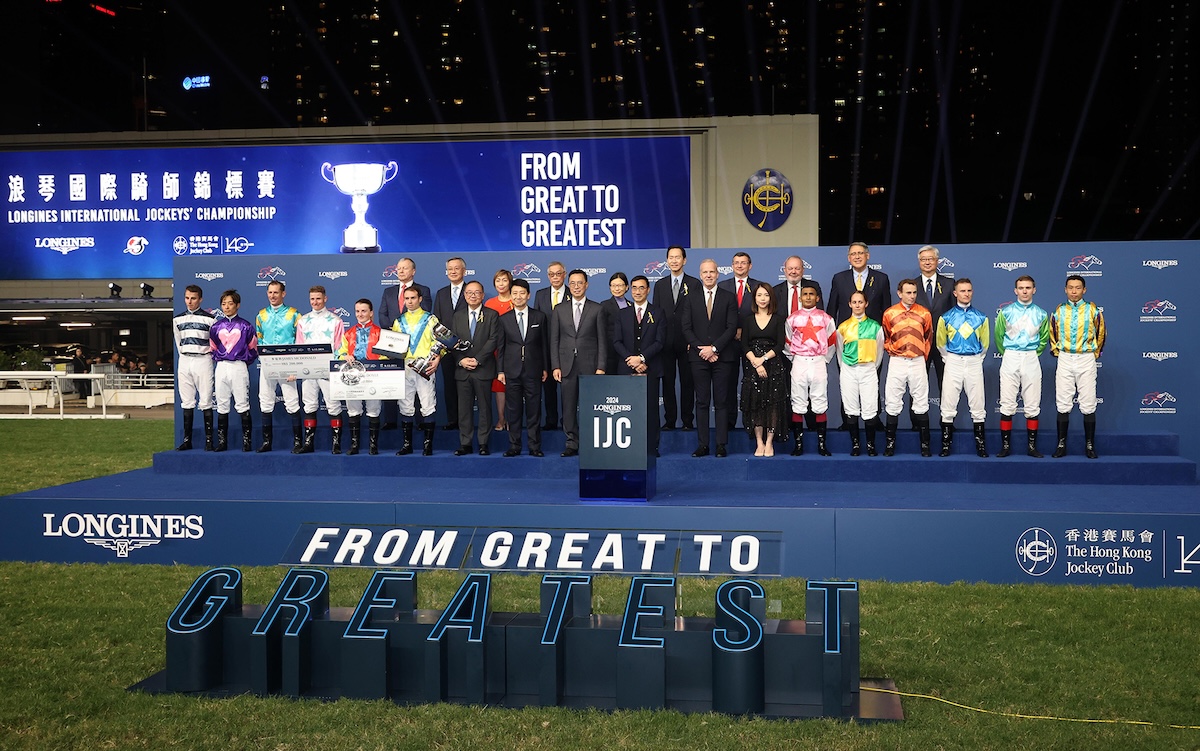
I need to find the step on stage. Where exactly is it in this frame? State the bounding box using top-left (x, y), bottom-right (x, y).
top-left (4, 425), bottom-right (1198, 586)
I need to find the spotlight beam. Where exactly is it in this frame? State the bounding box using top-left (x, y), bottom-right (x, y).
top-left (1002, 0), bottom-right (1063, 242)
top-left (1043, 0), bottom-right (1122, 241)
top-left (884, 0), bottom-right (923, 244)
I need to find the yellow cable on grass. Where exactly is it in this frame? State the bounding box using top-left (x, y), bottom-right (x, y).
top-left (861, 685), bottom-right (1200, 730)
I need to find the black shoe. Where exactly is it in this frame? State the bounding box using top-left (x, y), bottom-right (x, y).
top-left (529, 449), bottom-right (544, 457)
top-left (441, 424), bottom-right (456, 431)
top-left (561, 447), bottom-right (579, 457)
top-left (661, 423), bottom-right (676, 431)
top-left (691, 446), bottom-right (709, 457)
top-left (715, 444), bottom-right (727, 458)
top-left (682, 423), bottom-right (696, 431)
top-left (479, 448), bottom-right (491, 456)
top-left (176, 438), bottom-right (193, 451)
top-left (454, 446), bottom-right (472, 456)
top-left (542, 422), bottom-right (558, 431)
top-left (654, 449), bottom-right (661, 458)
top-left (503, 447), bottom-right (521, 457)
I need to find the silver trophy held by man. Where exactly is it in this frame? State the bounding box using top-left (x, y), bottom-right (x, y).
top-left (409, 322), bottom-right (471, 379)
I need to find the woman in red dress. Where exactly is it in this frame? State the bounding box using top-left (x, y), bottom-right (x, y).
top-left (484, 269), bottom-right (514, 430)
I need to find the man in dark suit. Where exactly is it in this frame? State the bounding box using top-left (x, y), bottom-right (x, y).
top-left (718, 251), bottom-right (764, 430)
top-left (449, 280), bottom-right (497, 455)
top-left (913, 244), bottom-right (954, 426)
top-left (827, 242), bottom-right (892, 429)
top-left (533, 260), bottom-right (568, 430)
top-left (377, 257), bottom-right (432, 329)
top-left (434, 257), bottom-right (469, 432)
top-left (651, 244), bottom-right (700, 431)
top-left (681, 258), bottom-right (739, 457)
top-left (826, 242), bottom-right (892, 323)
top-left (611, 275), bottom-right (667, 456)
top-left (774, 254), bottom-right (825, 315)
top-left (551, 269), bottom-right (608, 457)
top-left (496, 279), bottom-right (549, 457)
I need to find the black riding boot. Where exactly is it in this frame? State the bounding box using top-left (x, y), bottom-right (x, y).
top-left (939, 422), bottom-right (954, 457)
top-left (177, 409), bottom-right (194, 450)
top-left (848, 418), bottom-right (861, 456)
top-left (290, 412), bottom-right (304, 454)
top-left (347, 415), bottom-right (361, 455)
top-left (239, 411), bottom-right (253, 452)
top-left (256, 420), bottom-right (273, 453)
top-left (330, 417), bottom-right (342, 455)
top-left (997, 415), bottom-right (1012, 457)
top-left (215, 412), bottom-right (228, 452)
top-left (884, 415), bottom-right (898, 457)
top-left (816, 423), bottom-right (832, 456)
top-left (396, 421), bottom-right (414, 455)
top-left (973, 422), bottom-right (989, 458)
top-left (1027, 419), bottom-right (1043, 458)
top-left (1052, 412), bottom-right (1069, 458)
top-left (421, 421), bottom-right (435, 456)
top-left (790, 420), bottom-right (804, 456)
top-left (202, 409), bottom-right (215, 451)
top-left (918, 414), bottom-right (932, 457)
top-left (369, 416), bottom-right (381, 455)
top-left (296, 412), bottom-right (316, 454)
top-left (1084, 414), bottom-right (1098, 459)
top-left (865, 416), bottom-right (880, 456)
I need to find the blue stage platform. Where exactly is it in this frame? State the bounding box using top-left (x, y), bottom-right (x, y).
top-left (3, 427), bottom-right (1198, 586)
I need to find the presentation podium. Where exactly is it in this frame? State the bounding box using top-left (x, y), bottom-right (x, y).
top-left (579, 375), bottom-right (656, 501)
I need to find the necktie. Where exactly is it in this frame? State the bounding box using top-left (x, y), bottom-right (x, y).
top-left (452, 286), bottom-right (460, 308)
top-left (573, 302), bottom-right (582, 329)
top-left (518, 311), bottom-right (525, 338)
top-left (673, 278), bottom-right (680, 303)
top-left (469, 309), bottom-right (477, 337)
top-left (636, 306), bottom-right (643, 323)
top-left (552, 289), bottom-right (560, 308)
top-left (855, 274), bottom-right (863, 292)
top-left (791, 284), bottom-right (799, 314)
top-left (926, 278), bottom-right (934, 303)
top-left (398, 283), bottom-right (407, 306)
top-left (737, 279), bottom-right (744, 307)
top-left (706, 290), bottom-right (713, 319)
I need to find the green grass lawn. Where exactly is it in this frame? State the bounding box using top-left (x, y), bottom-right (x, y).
top-left (2, 419), bottom-right (1199, 750)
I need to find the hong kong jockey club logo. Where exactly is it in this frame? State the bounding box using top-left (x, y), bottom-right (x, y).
top-left (643, 260), bottom-right (670, 279)
top-left (1140, 299), bottom-right (1177, 323)
top-left (123, 236), bottom-right (149, 255)
top-left (173, 236), bottom-right (189, 255)
top-left (257, 265), bottom-right (286, 281)
top-left (1015, 527), bottom-right (1057, 576)
top-left (1140, 391), bottom-right (1177, 414)
top-left (742, 168), bottom-right (793, 231)
top-left (1068, 254), bottom-right (1103, 276)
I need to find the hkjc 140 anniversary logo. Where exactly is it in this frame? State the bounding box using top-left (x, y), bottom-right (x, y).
top-left (742, 169), bottom-right (793, 231)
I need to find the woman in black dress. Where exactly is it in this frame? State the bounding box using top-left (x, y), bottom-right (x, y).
top-left (741, 282), bottom-right (789, 456)
top-left (599, 272), bottom-right (631, 375)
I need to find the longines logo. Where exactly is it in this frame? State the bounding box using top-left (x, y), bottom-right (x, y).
top-left (36, 236), bottom-right (95, 255)
top-left (42, 512), bottom-right (204, 559)
top-left (580, 267), bottom-right (607, 278)
top-left (195, 272), bottom-right (224, 282)
top-left (993, 262), bottom-right (1027, 272)
top-left (1139, 299), bottom-right (1177, 322)
top-left (1143, 260), bottom-right (1178, 270)
top-left (1142, 352), bottom-right (1178, 362)
top-left (319, 271), bottom-right (349, 280)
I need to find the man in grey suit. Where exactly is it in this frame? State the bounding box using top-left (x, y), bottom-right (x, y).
top-left (551, 269), bottom-right (608, 457)
top-left (450, 280), bottom-right (498, 455)
top-left (533, 260), bottom-right (568, 430)
top-left (434, 257), bottom-right (469, 431)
